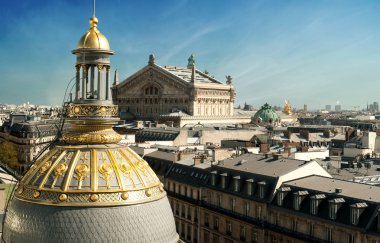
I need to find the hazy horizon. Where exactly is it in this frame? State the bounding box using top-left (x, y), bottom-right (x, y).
top-left (1, 0), bottom-right (380, 110)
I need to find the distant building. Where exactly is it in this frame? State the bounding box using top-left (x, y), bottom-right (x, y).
top-left (251, 103), bottom-right (281, 127)
top-left (335, 105), bottom-right (341, 112)
top-left (0, 114), bottom-right (61, 169)
top-left (303, 104), bottom-right (307, 112)
top-left (325, 105), bottom-right (331, 111)
top-left (112, 54), bottom-right (250, 126)
top-left (369, 102), bottom-right (379, 113)
top-left (243, 102), bottom-right (254, 111)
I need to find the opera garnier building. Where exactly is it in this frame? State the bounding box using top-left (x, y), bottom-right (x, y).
top-left (2, 5), bottom-right (179, 243)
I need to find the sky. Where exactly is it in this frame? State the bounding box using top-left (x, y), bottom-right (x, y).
top-left (1, 0), bottom-right (380, 110)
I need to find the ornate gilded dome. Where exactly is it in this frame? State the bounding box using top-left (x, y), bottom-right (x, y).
top-left (2, 3), bottom-right (178, 243)
top-left (14, 145), bottom-right (164, 207)
top-left (76, 17), bottom-right (111, 50)
top-left (252, 103), bottom-right (280, 125)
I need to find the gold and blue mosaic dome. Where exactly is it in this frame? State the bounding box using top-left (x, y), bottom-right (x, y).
top-left (16, 145), bottom-right (164, 206)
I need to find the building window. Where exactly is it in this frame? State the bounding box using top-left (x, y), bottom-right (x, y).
top-left (205, 213), bottom-right (209, 227)
top-left (293, 191), bottom-right (308, 211)
top-left (292, 219), bottom-right (297, 231)
top-left (270, 235), bottom-right (277, 243)
top-left (310, 194), bottom-right (325, 215)
top-left (187, 225), bottom-right (191, 241)
top-left (181, 223), bottom-right (185, 238)
top-left (212, 234), bottom-right (219, 243)
top-left (329, 204), bottom-right (338, 220)
top-left (213, 216), bottom-right (219, 230)
top-left (311, 198), bottom-right (318, 215)
top-left (258, 182), bottom-right (266, 199)
top-left (275, 213), bottom-right (280, 226)
top-left (220, 173), bottom-right (227, 188)
top-left (182, 205), bottom-right (186, 217)
top-left (175, 203), bottom-right (179, 215)
top-left (328, 198), bottom-right (345, 220)
top-left (233, 176), bottom-right (240, 192)
top-left (194, 228), bottom-right (198, 243)
top-left (226, 220), bottom-right (232, 235)
top-left (217, 194), bottom-right (222, 207)
top-left (245, 202), bottom-right (250, 216)
top-left (210, 171), bottom-right (217, 186)
top-left (276, 187), bottom-right (291, 206)
top-left (252, 229), bottom-right (258, 243)
top-left (294, 195), bottom-right (302, 211)
top-left (230, 198), bottom-right (236, 212)
top-left (350, 202), bottom-right (367, 225)
top-left (246, 179), bottom-right (254, 196)
top-left (327, 228), bottom-right (333, 242)
top-left (257, 206), bottom-right (262, 219)
top-left (204, 231), bottom-right (210, 243)
top-left (348, 233), bottom-right (355, 243)
top-left (187, 207), bottom-right (192, 220)
top-left (240, 225), bottom-right (246, 241)
top-left (309, 223), bottom-right (314, 236)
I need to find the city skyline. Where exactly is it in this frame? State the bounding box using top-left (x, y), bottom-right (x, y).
top-left (1, 0), bottom-right (380, 109)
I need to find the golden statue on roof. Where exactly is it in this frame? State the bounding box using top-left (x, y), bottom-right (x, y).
top-left (283, 99), bottom-right (292, 115)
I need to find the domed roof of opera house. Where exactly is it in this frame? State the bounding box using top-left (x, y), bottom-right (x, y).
top-left (252, 103), bottom-right (280, 124)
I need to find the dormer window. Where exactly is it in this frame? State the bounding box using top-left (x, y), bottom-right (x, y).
top-left (246, 179), bottom-right (254, 196)
top-left (210, 171), bottom-right (218, 186)
top-left (293, 191), bottom-right (308, 211)
top-left (233, 176), bottom-right (241, 192)
top-left (258, 181), bottom-right (266, 199)
top-left (328, 198), bottom-right (345, 220)
top-left (276, 187), bottom-right (291, 206)
top-left (350, 202), bottom-right (367, 225)
top-left (310, 194), bottom-right (325, 215)
top-left (220, 173), bottom-right (228, 189)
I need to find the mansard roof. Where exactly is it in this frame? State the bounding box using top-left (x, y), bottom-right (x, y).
top-left (273, 175), bottom-right (380, 230)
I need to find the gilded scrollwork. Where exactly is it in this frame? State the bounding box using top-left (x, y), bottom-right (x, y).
top-left (63, 130), bottom-right (121, 144)
top-left (65, 104), bottom-right (118, 117)
top-left (51, 162), bottom-right (68, 188)
top-left (33, 161), bottom-right (52, 185)
top-left (98, 152), bottom-right (114, 189)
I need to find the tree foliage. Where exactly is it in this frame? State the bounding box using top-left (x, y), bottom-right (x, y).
top-left (0, 141), bottom-right (19, 168)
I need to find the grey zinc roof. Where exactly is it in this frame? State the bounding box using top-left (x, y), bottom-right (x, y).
top-left (217, 153), bottom-right (312, 178)
top-left (3, 197), bottom-right (178, 243)
top-left (284, 175), bottom-right (380, 202)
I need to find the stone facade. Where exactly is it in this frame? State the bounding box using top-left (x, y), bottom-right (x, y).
top-left (112, 55), bottom-right (240, 126)
top-left (0, 115), bottom-right (61, 168)
top-left (144, 151), bottom-right (380, 243)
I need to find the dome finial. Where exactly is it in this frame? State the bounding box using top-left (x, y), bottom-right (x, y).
top-left (89, 0), bottom-right (98, 28)
top-left (92, 0), bottom-right (96, 18)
